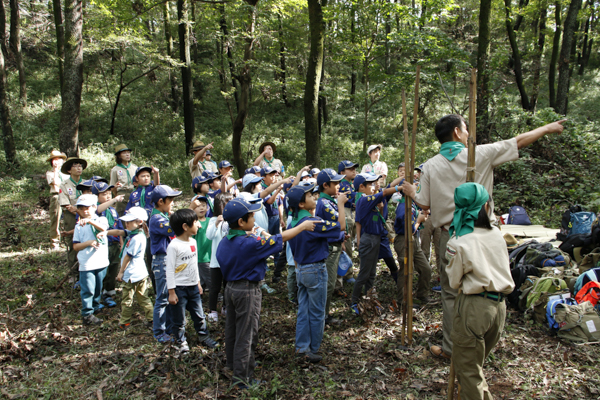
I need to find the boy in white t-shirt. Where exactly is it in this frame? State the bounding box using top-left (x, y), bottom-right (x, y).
top-left (167, 209), bottom-right (219, 353)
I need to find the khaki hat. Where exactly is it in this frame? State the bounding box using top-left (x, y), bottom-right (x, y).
top-left (61, 157), bottom-right (88, 174)
top-left (191, 141), bottom-right (205, 152)
top-left (503, 233), bottom-right (519, 249)
top-left (114, 144), bottom-right (132, 155)
top-left (46, 150), bottom-right (67, 163)
top-left (259, 141), bottom-right (277, 154)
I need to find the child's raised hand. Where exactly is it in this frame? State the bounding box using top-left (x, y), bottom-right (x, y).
top-left (114, 195), bottom-right (125, 203)
top-left (235, 178), bottom-right (242, 184)
top-left (299, 219), bottom-right (321, 232)
top-left (151, 165), bottom-right (160, 173)
top-left (190, 199), bottom-right (201, 209)
top-left (300, 165), bottom-right (312, 173)
top-left (168, 291), bottom-right (178, 305)
top-left (337, 193), bottom-right (348, 205)
top-left (78, 218), bottom-right (90, 226)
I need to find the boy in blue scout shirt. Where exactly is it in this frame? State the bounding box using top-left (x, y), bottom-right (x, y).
top-left (149, 185), bottom-right (182, 343)
top-left (315, 169), bottom-right (348, 324)
top-left (125, 166), bottom-right (160, 216)
top-left (351, 173), bottom-right (405, 314)
top-left (287, 184), bottom-right (343, 363)
top-left (373, 179), bottom-right (399, 283)
top-left (216, 198), bottom-right (318, 389)
top-left (337, 160), bottom-right (359, 289)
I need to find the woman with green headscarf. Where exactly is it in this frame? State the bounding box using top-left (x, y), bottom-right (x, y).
top-left (445, 182), bottom-right (515, 400)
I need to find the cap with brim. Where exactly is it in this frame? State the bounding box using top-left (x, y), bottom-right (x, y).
top-left (192, 175), bottom-right (211, 188)
top-left (76, 179), bottom-right (95, 191)
top-left (317, 168), bottom-right (345, 186)
top-left (121, 206), bottom-right (148, 222)
top-left (91, 175), bottom-right (109, 184)
top-left (397, 162), bottom-right (406, 169)
top-left (205, 150), bottom-right (212, 156)
top-left (61, 157), bottom-right (88, 174)
top-left (202, 171), bottom-right (223, 181)
top-left (151, 185), bottom-right (182, 204)
top-left (223, 198), bottom-right (263, 223)
top-left (135, 166), bottom-right (152, 177)
top-left (91, 181), bottom-right (114, 195)
top-left (76, 194), bottom-right (98, 207)
top-left (260, 166), bottom-right (278, 176)
top-left (309, 168), bottom-right (321, 176)
top-left (218, 160), bottom-right (233, 170)
top-left (114, 144), bottom-right (132, 155)
top-left (132, 176), bottom-right (138, 183)
top-left (353, 173), bottom-right (381, 190)
top-left (287, 184), bottom-right (316, 209)
top-left (366, 144), bottom-right (382, 155)
top-left (242, 174), bottom-right (264, 188)
top-left (46, 150), bottom-right (67, 163)
top-left (338, 160), bottom-right (359, 173)
top-left (193, 195), bottom-right (210, 203)
top-left (301, 171), bottom-right (310, 178)
top-left (414, 166), bottom-right (422, 172)
top-left (191, 141), bottom-right (205, 151)
top-left (259, 141), bottom-right (277, 154)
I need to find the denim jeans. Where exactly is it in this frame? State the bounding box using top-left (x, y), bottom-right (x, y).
top-left (152, 254), bottom-right (173, 336)
top-left (295, 262), bottom-right (328, 354)
top-left (169, 285), bottom-right (209, 343)
top-left (80, 267), bottom-right (107, 317)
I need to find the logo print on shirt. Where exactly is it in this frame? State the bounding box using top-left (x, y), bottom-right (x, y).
top-left (118, 170), bottom-right (123, 176)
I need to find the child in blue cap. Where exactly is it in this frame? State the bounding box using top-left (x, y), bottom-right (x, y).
top-left (218, 160), bottom-right (240, 196)
top-left (125, 166), bottom-right (160, 217)
top-left (217, 197), bottom-right (317, 389)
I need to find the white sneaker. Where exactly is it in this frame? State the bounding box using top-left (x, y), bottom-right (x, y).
top-left (207, 311), bottom-right (218, 323)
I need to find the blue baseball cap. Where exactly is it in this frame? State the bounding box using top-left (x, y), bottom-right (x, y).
top-left (135, 166), bottom-right (152, 177)
top-left (338, 160), bottom-right (359, 173)
top-left (353, 173), bottom-right (381, 190)
top-left (223, 197), bottom-right (263, 223)
top-left (260, 166), bottom-right (278, 176)
top-left (205, 150), bottom-right (212, 156)
top-left (202, 171), bottom-right (222, 181)
top-left (242, 173), bottom-right (263, 188)
top-left (76, 179), bottom-right (95, 191)
top-left (282, 177), bottom-right (295, 192)
top-left (151, 185), bottom-right (182, 204)
top-left (193, 195), bottom-right (210, 203)
top-left (317, 168), bottom-right (345, 186)
top-left (91, 181), bottom-right (114, 195)
top-left (245, 166), bottom-right (261, 175)
top-left (415, 163), bottom-right (424, 172)
top-left (218, 160), bottom-right (233, 169)
top-left (309, 168), bottom-right (321, 176)
top-left (192, 175), bottom-right (210, 188)
top-left (91, 175), bottom-right (109, 184)
top-left (286, 183), bottom-right (316, 209)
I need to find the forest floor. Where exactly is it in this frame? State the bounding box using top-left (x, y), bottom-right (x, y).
top-left (1, 193), bottom-right (600, 400)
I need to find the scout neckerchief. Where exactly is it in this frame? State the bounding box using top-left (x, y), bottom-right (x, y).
top-left (369, 160), bottom-right (376, 173)
top-left (89, 217), bottom-right (107, 246)
top-left (98, 203), bottom-right (116, 228)
top-left (291, 209), bottom-right (313, 227)
top-left (150, 208), bottom-right (169, 220)
top-left (440, 141), bottom-right (465, 161)
top-left (226, 229), bottom-right (247, 240)
top-left (116, 162), bottom-right (132, 185)
top-left (319, 192), bottom-right (337, 204)
top-left (139, 185), bottom-right (151, 208)
top-left (200, 160), bottom-right (208, 171)
top-left (263, 156), bottom-right (275, 168)
top-left (70, 177), bottom-right (83, 197)
top-left (449, 182), bottom-right (489, 238)
top-left (119, 229), bottom-right (143, 258)
top-left (355, 192), bottom-right (385, 224)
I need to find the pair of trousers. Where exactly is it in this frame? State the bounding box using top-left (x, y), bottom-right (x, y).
top-left (351, 233), bottom-right (381, 304)
top-left (452, 293), bottom-right (506, 400)
top-left (225, 280), bottom-right (262, 387)
top-left (394, 233), bottom-right (432, 301)
top-left (169, 285), bottom-right (209, 343)
top-left (273, 242), bottom-right (288, 279)
top-left (295, 262), bottom-right (328, 354)
top-left (421, 218), bottom-right (442, 268)
top-left (287, 265), bottom-right (298, 302)
top-left (145, 238), bottom-right (155, 292)
top-left (49, 194), bottom-right (61, 244)
top-left (325, 243), bottom-right (342, 316)
top-left (209, 268), bottom-right (226, 311)
top-left (80, 267), bottom-right (107, 317)
top-left (120, 277), bottom-right (153, 324)
top-left (198, 262), bottom-right (211, 291)
top-left (103, 244), bottom-right (121, 293)
top-left (336, 209), bottom-right (355, 289)
top-left (438, 229), bottom-right (458, 356)
top-left (152, 254), bottom-right (173, 336)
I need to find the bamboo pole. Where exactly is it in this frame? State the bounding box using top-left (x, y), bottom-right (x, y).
top-left (401, 88), bottom-right (409, 346)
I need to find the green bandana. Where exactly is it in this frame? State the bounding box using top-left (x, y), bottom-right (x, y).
top-left (119, 229), bottom-right (142, 259)
top-left (150, 208), bottom-right (169, 220)
top-left (140, 186), bottom-right (150, 208)
top-left (70, 177), bottom-right (83, 197)
top-left (291, 209), bottom-right (313, 228)
top-left (91, 225), bottom-right (106, 246)
top-left (439, 142), bottom-right (466, 161)
top-left (319, 192), bottom-right (337, 204)
top-left (226, 229), bottom-right (248, 240)
top-left (263, 156), bottom-right (275, 167)
top-left (117, 163), bottom-right (132, 185)
top-left (99, 204), bottom-right (116, 228)
top-left (449, 182), bottom-right (489, 238)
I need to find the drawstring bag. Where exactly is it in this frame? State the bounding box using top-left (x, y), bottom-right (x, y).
top-left (337, 251), bottom-right (352, 277)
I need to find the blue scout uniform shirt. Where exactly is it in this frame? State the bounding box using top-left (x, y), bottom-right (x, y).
top-left (355, 191), bottom-right (387, 236)
top-left (339, 179), bottom-right (356, 210)
top-left (394, 201), bottom-right (420, 236)
top-left (208, 189), bottom-right (221, 199)
top-left (98, 207), bottom-right (123, 244)
top-left (126, 182), bottom-right (156, 216)
top-left (315, 195), bottom-right (345, 244)
top-left (263, 195), bottom-right (278, 218)
top-left (148, 210), bottom-right (174, 255)
top-left (287, 213), bottom-right (342, 265)
top-left (217, 231), bottom-right (283, 282)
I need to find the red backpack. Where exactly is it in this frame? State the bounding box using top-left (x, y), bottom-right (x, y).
top-left (575, 281), bottom-right (600, 307)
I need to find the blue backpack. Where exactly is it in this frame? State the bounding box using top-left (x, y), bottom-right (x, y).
top-left (570, 212), bottom-right (597, 236)
top-left (547, 296), bottom-right (578, 330)
top-left (508, 206), bottom-right (532, 225)
top-left (337, 251), bottom-right (352, 277)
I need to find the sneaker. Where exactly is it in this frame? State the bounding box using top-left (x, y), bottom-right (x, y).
top-left (176, 341), bottom-right (190, 353)
top-left (345, 278), bottom-right (356, 284)
top-left (94, 304), bottom-right (105, 314)
top-left (296, 352), bottom-right (322, 363)
top-left (201, 336), bottom-right (220, 349)
top-left (207, 311), bottom-right (219, 323)
top-left (154, 333), bottom-right (174, 344)
top-left (104, 296), bottom-right (117, 308)
top-left (432, 286), bottom-right (442, 293)
top-left (82, 314), bottom-right (102, 325)
top-left (73, 281), bottom-right (81, 290)
top-left (260, 283), bottom-right (276, 294)
top-left (119, 323), bottom-right (131, 330)
top-left (350, 303), bottom-right (360, 316)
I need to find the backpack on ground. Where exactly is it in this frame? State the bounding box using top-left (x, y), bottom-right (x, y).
top-left (523, 242), bottom-right (564, 268)
top-left (508, 240), bottom-right (538, 269)
top-left (553, 301), bottom-right (600, 343)
top-left (578, 247), bottom-right (600, 274)
top-left (547, 295), bottom-right (578, 330)
top-left (557, 205), bottom-right (583, 241)
top-left (574, 267), bottom-right (600, 294)
top-left (507, 206), bottom-right (532, 225)
top-left (526, 277), bottom-right (569, 324)
top-left (508, 265), bottom-right (540, 309)
top-left (575, 281), bottom-right (600, 308)
top-left (559, 233), bottom-right (595, 262)
top-left (570, 212), bottom-right (597, 236)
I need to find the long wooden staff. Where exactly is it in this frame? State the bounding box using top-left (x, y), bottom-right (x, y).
top-left (448, 67), bottom-right (477, 400)
top-left (401, 89), bottom-right (409, 346)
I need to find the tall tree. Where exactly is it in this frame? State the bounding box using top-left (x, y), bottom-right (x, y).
top-left (554, 0), bottom-right (582, 115)
top-left (549, 1), bottom-right (561, 108)
top-left (0, 0), bottom-right (8, 59)
top-left (58, 0), bottom-right (83, 157)
top-left (530, 6), bottom-right (547, 110)
top-left (9, 0), bottom-right (26, 106)
top-left (178, 0), bottom-right (194, 154)
top-left (476, 0), bottom-right (492, 143)
top-left (163, 1), bottom-right (179, 113)
top-left (278, 14), bottom-right (291, 107)
top-left (504, 0), bottom-right (531, 110)
top-left (52, 0), bottom-right (64, 92)
top-left (0, 43), bottom-right (17, 168)
top-left (304, 0), bottom-right (327, 167)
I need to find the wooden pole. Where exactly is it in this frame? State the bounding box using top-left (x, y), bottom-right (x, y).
top-left (401, 88), bottom-right (409, 346)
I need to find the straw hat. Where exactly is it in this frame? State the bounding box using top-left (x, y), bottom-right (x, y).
top-left (61, 157), bottom-right (88, 174)
top-left (191, 141), bottom-right (205, 152)
top-left (114, 144), bottom-right (132, 155)
top-left (46, 150), bottom-right (67, 163)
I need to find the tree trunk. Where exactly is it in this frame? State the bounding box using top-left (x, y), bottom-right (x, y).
top-left (578, 16), bottom-right (589, 75)
top-left (362, 58), bottom-right (369, 152)
top-left (178, 0), bottom-right (194, 154)
top-left (530, 7), bottom-right (546, 110)
top-left (549, 1), bottom-right (561, 108)
top-left (9, 0), bottom-right (26, 106)
top-left (58, 0), bottom-right (83, 157)
top-left (304, 0), bottom-right (326, 167)
top-left (504, 0), bottom-right (530, 110)
top-left (0, 47), bottom-right (17, 168)
top-left (52, 0), bottom-right (64, 93)
top-left (278, 15), bottom-right (290, 107)
top-left (0, 0), bottom-right (8, 60)
top-left (163, 1), bottom-right (180, 113)
top-left (231, 0), bottom-right (259, 174)
top-left (554, 0), bottom-right (582, 115)
top-left (350, 4), bottom-right (356, 99)
top-left (220, 5), bottom-right (239, 113)
top-left (476, 0), bottom-right (492, 144)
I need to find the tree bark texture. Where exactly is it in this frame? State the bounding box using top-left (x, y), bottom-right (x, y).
top-left (52, 0), bottom-right (64, 93)
top-left (163, 1), bottom-right (180, 113)
top-left (304, 0), bottom-right (326, 167)
top-left (476, 0), bottom-right (492, 144)
top-left (578, 15), bottom-right (589, 75)
top-left (549, 1), bottom-right (561, 108)
top-left (0, 0), bottom-right (8, 60)
top-left (530, 7), bottom-right (546, 111)
top-left (220, 5), bottom-right (239, 113)
top-left (9, 0), bottom-right (26, 106)
top-left (58, 0), bottom-right (83, 157)
top-left (178, 0), bottom-right (195, 154)
top-left (278, 15), bottom-right (290, 107)
top-left (554, 0), bottom-right (582, 115)
top-left (0, 46), bottom-right (17, 167)
top-left (504, 0), bottom-right (530, 110)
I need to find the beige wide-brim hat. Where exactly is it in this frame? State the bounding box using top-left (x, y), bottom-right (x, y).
top-left (114, 144), bottom-right (132, 155)
top-left (259, 141), bottom-right (277, 154)
top-left (191, 141), bottom-right (205, 152)
top-left (61, 157), bottom-right (88, 174)
top-left (46, 150), bottom-right (67, 163)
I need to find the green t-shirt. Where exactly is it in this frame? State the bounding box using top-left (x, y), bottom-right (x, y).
top-left (194, 219), bottom-right (212, 263)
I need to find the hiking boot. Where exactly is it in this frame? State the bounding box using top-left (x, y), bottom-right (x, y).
top-left (82, 314), bottom-right (102, 325)
top-left (154, 333), bottom-right (174, 344)
top-left (236, 378), bottom-right (263, 390)
top-left (94, 304), bottom-right (105, 314)
top-left (207, 311), bottom-right (219, 323)
top-left (296, 352), bottom-right (322, 363)
top-left (201, 336), bottom-right (220, 349)
top-left (432, 286), bottom-right (442, 293)
top-left (272, 276), bottom-right (281, 284)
